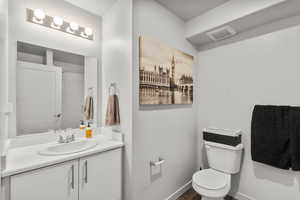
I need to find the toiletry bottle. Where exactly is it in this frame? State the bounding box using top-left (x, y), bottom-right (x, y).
top-left (80, 120), bottom-right (86, 130)
top-left (85, 122), bottom-right (92, 138)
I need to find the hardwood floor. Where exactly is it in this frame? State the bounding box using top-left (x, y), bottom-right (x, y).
top-left (177, 189), bottom-right (201, 200)
top-left (177, 188), bottom-right (236, 200)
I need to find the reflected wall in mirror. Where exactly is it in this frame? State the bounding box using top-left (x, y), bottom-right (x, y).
top-left (16, 42), bottom-right (98, 136)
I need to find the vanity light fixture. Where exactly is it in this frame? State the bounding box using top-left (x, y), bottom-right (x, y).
top-left (81, 27), bottom-right (93, 38)
top-left (51, 16), bottom-right (63, 29)
top-left (85, 27), bottom-right (93, 36)
top-left (33, 9), bottom-right (45, 23)
top-left (26, 8), bottom-right (94, 40)
top-left (68, 22), bottom-right (79, 33)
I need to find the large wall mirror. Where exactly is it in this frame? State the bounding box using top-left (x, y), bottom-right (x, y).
top-left (8, 0), bottom-right (102, 137)
top-left (16, 42), bottom-right (99, 136)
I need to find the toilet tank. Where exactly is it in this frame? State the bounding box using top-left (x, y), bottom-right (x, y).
top-left (203, 128), bottom-right (243, 174)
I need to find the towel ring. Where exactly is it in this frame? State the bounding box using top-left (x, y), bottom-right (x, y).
top-left (88, 87), bottom-right (94, 96)
top-left (109, 83), bottom-right (117, 95)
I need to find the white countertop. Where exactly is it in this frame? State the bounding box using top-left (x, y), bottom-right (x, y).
top-left (1, 134), bottom-right (124, 177)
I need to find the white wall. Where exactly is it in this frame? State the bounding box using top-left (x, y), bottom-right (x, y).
top-left (8, 0), bottom-right (102, 137)
top-left (102, 0), bottom-right (133, 199)
top-left (0, 0), bottom-right (8, 197)
top-left (197, 24), bottom-right (300, 200)
top-left (64, 0), bottom-right (118, 17)
top-left (132, 1), bottom-right (198, 200)
top-left (0, 0), bottom-right (8, 159)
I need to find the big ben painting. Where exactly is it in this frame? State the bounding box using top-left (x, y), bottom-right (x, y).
top-left (139, 36), bottom-right (194, 105)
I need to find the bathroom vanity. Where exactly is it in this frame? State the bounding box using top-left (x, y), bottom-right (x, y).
top-left (1, 134), bottom-right (124, 200)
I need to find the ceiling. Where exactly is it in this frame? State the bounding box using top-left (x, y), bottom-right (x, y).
top-left (64, 0), bottom-right (118, 17)
top-left (185, 0), bottom-right (300, 50)
top-left (155, 0), bottom-right (229, 21)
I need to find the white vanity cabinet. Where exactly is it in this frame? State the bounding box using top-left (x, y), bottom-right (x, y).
top-left (10, 160), bottom-right (79, 200)
top-left (79, 149), bottom-right (122, 200)
top-left (9, 148), bottom-right (122, 200)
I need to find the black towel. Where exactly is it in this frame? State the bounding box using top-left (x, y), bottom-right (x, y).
top-left (251, 105), bottom-right (291, 170)
top-left (289, 107), bottom-right (300, 170)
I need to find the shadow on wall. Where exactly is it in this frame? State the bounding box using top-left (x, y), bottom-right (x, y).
top-left (201, 145), bottom-right (209, 169)
top-left (253, 162), bottom-right (300, 187)
top-left (229, 150), bottom-right (244, 196)
top-left (150, 165), bottom-right (163, 183)
top-left (297, 174), bottom-right (300, 192)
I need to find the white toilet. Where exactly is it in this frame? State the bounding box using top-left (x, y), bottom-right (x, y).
top-left (192, 128), bottom-right (243, 200)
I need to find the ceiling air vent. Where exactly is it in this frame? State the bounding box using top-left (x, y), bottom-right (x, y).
top-left (206, 26), bottom-right (237, 41)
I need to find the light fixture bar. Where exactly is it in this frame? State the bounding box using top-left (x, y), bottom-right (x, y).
top-left (26, 8), bottom-right (94, 41)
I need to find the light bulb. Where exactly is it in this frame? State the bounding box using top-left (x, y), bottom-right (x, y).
top-left (84, 27), bottom-right (93, 36)
top-left (53, 16), bottom-right (63, 27)
top-left (69, 22), bottom-right (79, 32)
top-left (33, 9), bottom-right (45, 21)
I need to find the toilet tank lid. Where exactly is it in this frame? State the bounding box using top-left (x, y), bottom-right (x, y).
top-left (203, 128), bottom-right (241, 137)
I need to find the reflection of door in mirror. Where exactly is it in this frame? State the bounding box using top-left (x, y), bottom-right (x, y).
top-left (17, 62), bottom-right (62, 135)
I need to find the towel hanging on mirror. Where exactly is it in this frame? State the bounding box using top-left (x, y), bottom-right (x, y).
top-left (83, 95), bottom-right (94, 121)
top-left (105, 83), bottom-right (120, 126)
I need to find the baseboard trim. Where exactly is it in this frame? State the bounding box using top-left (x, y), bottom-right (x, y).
top-left (165, 180), bottom-right (192, 200)
top-left (234, 192), bottom-right (256, 200)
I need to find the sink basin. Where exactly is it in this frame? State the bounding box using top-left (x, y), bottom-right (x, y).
top-left (39, 140), bottom-right (98, 156)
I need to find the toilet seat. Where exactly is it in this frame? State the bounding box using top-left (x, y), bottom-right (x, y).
top-left (193, 169), bottom-right (228, 190)
top-left (192, 169), bottom-right (231, 199)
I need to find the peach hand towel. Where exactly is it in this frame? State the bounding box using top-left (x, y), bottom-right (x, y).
top-left (105, 94), bottom-right (120, 126)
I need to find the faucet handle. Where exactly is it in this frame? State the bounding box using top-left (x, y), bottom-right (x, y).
top-left (65, 134), bottom-right (75, 143)
top-left (71, 134), bottom-right (75, 142)
top-left (58, 135), bottom-right (64, 143)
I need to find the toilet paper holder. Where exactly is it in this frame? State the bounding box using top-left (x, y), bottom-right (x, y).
top-left (150, 157), bottom-right (165, 166)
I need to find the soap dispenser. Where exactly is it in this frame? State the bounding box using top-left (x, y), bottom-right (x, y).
top-left (85, 122), bottom-right (92, 138)
top-left (80, 120), bottom-right (86, 130)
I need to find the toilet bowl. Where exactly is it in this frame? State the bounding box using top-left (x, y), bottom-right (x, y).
top-left (193, 128), bottom-right (243, 200)
top-left (192, 168), bottom-right (231, 200)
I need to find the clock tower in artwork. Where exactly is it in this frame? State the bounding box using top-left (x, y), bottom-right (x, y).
top-left (170, 55), bottom-right (176, 89)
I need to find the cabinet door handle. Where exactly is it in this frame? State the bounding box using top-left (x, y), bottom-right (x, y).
top-left (71, 165), bottom-right (75, 189)
top-left (84, 160), bottom-right (88, 184)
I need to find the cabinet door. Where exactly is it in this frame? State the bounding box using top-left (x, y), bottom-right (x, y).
top-left (79, 148), bottom-right (122, 200)
top-left (10, 160), bottom-right (78, 200)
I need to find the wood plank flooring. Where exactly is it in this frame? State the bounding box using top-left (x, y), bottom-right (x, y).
top-left (177, 188), bottom-right (236, 200)
top-left (177, 189), bottom-right (201, 200)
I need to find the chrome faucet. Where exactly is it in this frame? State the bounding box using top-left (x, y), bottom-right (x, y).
top-left (58, 134), bottom-right (75, 143)
top-left (57, 130), bottom-right (75, 144)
